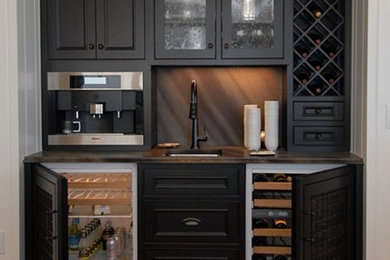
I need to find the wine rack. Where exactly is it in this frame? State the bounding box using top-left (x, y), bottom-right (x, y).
top-left (251, 174), bottom-right (292, 260)
top-left (293, 0), bottom-right (345, 97)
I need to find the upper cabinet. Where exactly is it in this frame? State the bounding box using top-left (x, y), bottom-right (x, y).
top-left (154, 0), bottom-right (285, 60)
top-left (154, 0), bottom-right (217, 59)
top-left (45, 0), bottom-right (144, 60)
top-left (221, 0), bottom-right (284, 59)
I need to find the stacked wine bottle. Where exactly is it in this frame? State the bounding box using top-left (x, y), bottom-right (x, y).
top-left (251, 174), bottom-right (292, 260)
top-left (293, 0), bottom-right (345, 97)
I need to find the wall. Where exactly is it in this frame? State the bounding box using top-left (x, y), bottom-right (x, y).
top-left (365, 0), bottom-right (390, 259)
top-left (0, 0), bottom-right (41, 259)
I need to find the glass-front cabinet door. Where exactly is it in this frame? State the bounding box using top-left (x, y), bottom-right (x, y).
top-left (155, 0), bottom-right (216, 59)
top-left (222, 0), bottom-right (284, 59)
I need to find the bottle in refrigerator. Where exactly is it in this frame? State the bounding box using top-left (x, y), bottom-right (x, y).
top-left (68, 218), bottom-right (81, 251)
top-left (102, 220), bottom-right (115, 250)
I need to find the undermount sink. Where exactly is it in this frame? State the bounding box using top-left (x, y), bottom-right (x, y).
top-left (164, 149), bottom-right (222, 157)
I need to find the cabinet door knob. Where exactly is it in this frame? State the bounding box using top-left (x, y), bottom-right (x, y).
top-left (224, 43), bottom-right (230, 49)
top-left (316, 133), bottom-right (322, 140)
top-left (315, 108), bottom-right (322, 114)
top-left (182, 217), bottom-right (201, 226)
top-left (98, 44), bottom-right (104, 50)
top-left (207, 43), bottom-right (214, 49)
top-left (88, 44), bottom-right (95, 49)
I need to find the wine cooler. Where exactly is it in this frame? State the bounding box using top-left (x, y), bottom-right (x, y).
top-left (249, 172), bottom-right (292, 260)
top-left (245, 163), bottom-right (357, 260)
top-left (31, 163), bottom-right (137, 260)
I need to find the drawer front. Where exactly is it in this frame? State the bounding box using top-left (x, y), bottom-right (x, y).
top-left (144, 249), bottom-right (239, 260)
top-left (294, 126), bottom-right (345, 146)
top-left (139, 164), bottom-right (242, 196)
top-left (142, 201), bottom-right (239, 244)
top-left (294, 102), bottom-right (344, 121)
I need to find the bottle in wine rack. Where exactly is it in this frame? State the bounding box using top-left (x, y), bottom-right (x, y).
top-left (274, 256), bottom-right (288, 260)
top-left (312, 9), bottom-right (322, 18)
top-left (252, 255), bottom-right (267, 260)
top-left (310, 85), bottom-right (324, 95)
top-left (253, 236), bottom-right (268, 246)
top-left (323, 73), bottom-right (335, 85)
top-left (309, 59), bottom-right (322, 71)
top-left (296, 73), bottom-right (309, 85)
top-left (273, 174), bottom-right (292, 182)
top-left (253, 218), bottom-right (270, 228)
top-left (253, 174), bottom-right (269, 182)
top-left (273, 219), bottom-right (288, 229)
top-left (296, 47), bottom-right (309, 58)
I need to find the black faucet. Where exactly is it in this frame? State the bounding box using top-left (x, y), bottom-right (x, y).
top-left (189, 80), bottom-right (207, 149)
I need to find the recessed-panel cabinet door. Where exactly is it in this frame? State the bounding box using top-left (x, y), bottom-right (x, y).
top-left (96, 0), bottom-right (145, 59)
top-left (222, 0), bottom-right (284, 59)
top-left (155, 0), bottom-right (216, 59)
top-left (294, 166), bottom-right (358, 260)
top-left (30, 165), bottom-right (68, 260)
top-left (46, 0), bottom-right (96, 59)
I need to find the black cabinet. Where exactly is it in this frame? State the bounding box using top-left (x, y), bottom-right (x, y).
top-left (138, 163), bottom-right (246, 260)
top-left (221, 0), bottom-right (284, 59)
top-left (26, 164), bottom-right (68, 260)
top-left (154, 0), bottom-right (285, 60)
top-left (45, 0), bottom-right (144, 59)
top-left (294, 165), bottom-right (359, 259)
top-left (289, 0), bottom-right (351, 151)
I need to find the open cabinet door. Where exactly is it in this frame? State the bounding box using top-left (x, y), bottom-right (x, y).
top-left (31, 165), bottom-right (68, 260)
top-left (293, 165), bottom-right (359, 260)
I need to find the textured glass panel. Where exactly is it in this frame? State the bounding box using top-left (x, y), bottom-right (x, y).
top-left (164, 0), bottom-right (207, 50)
top-left (232, 0), bottom-right (275, 49)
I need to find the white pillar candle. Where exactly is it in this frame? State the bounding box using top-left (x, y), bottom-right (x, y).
top-left (243, 104), bottom-right (258, 148)
top-left (246, 107), bottom-right (261, 151)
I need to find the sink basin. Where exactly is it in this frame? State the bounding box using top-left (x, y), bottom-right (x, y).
top-left (164, 149), bottom-right (222, 157)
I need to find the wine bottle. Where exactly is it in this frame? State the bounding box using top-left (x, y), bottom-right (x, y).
top-left (252, 255), bottom-right (267, 260)
top-left (273, 174), bottom-right (292, 182)
top-left (312, 9), bottom-right (322, 18)
top-left (323, 73), bottom-right (335, 85)
top-left (309, 33), bottom-right (322, 45)
top-left (253, 218), bottom-right (270, 229)
top-left (274, 256), bottom-right (288, 260)
top-left (295, 47), bottom-right (309, 58)
top-left (309, 59), bottom-right (322, 71)
top-left (253, 174), bottom-right (269, 182)
top-left (274, 219), bottom-right (288, 229)
top-left (252, 236), bottom-right (268, 246)
top-left (296, 73), bottom-right (309, 85)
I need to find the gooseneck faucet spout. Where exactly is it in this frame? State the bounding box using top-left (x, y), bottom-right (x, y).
top-left (189, 80), bottom-right (207, 149)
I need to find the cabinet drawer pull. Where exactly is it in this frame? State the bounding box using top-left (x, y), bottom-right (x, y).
top-left (207, 43), bottom-right (214, 49)
top-left (88, 44), bottom-right (94, 49)
top-left (182, 217), bottom-right (201, 226)
top-left (224, 43), bottom-right (230, 49)
top-left (315, 108), bottom-right (322, 114)
top-left (315, 133), bottom-right (322, 140)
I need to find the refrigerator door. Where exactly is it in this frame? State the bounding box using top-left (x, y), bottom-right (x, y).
top-left (31, 165), bottom-right (68, 260)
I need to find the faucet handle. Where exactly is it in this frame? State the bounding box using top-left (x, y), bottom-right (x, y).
top-left (198, 125), bottom-right (208, 142)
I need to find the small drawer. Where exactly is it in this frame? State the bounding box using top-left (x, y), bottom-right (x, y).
top-left (294, 126), bottom-right (345, 146)
top-left (294, 102), bottom-right (344, 121)
top-left (143, 249), bottom-right (239, 260)
top-left (139, 164), bottom-right (242, 196)
top-left (142, 201), bottom-right (239, 244)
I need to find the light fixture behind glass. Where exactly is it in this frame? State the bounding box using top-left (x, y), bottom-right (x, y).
top-left (242, 0), bottom-right (256, 21)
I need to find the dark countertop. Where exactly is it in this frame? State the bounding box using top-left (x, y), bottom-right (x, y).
top-left (24, 146), bottom-right (363, 164)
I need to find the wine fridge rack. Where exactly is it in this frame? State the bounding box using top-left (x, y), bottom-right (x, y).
top-left (251, 174), bottom-right (292, 260)
top-left (293, 0), bottom-right (345, 97)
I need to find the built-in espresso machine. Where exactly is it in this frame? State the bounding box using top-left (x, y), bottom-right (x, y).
top-left (47, 72), bottom-right (144, 146)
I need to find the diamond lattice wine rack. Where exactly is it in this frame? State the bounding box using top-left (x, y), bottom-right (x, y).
top-left (293, 0), bottom-right (345, 97)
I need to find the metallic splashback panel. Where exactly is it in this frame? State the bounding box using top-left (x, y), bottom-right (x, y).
top-left (47, 72), bottom-right (143, 90)
top-left (48, 134), bottom-right (144, 145)
top-left (156, 67), bottom-right (284, 146)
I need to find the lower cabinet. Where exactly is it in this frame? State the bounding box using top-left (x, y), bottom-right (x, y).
top-left (137, 163), bottom-right (246, 260)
